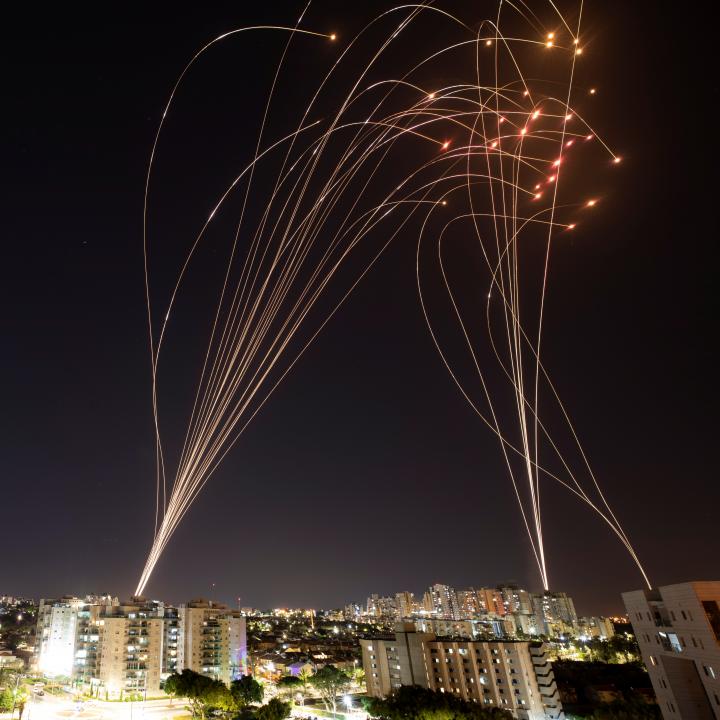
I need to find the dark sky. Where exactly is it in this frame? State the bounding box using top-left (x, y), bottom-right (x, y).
top-left (2, 1), bottom-right (717, 617)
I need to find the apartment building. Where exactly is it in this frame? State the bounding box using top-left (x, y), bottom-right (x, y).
top-left (96, 602), bottom-right (166, 698)
top-left (427, 584), bottom-right (461, 620)
top-left (35, 596), bottom-right (237, 697)
top-left (35, 596), bottom-right (87, 676)
top-left (623, 581), bottom-right (720, 719)
top-left (178, 599), bottom-right (247, 684)
top-left (362, 622), bottom-right (563, 720)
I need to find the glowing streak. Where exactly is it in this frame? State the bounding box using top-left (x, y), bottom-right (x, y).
top-left (135, 1), bottom-right (651, 598)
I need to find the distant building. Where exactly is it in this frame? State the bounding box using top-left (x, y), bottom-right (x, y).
top-left (395, 592), bottom-right (416, 619)
top-left (343, 603), bottom-right (362, 621)
top-left (0, 649), bottom-right (23, 670)
top-left (476, 588), bottom-right (506, 616)
top-left (531, 592), bottom-right (577, 636)
top-left (456, 589), bottom-right (480, 619)
top-left (365, 594), bottom-right (398, 621)
top-left (362, 622), bottom-right (563, 719)
top-left (623, 581), bottom-right (720, 720)
top-left (427, 584), bottom-right (461, 620)
top-left (498, 585), bottom-right (534, 616)
top-left (414, 618), bottom-right (483, 639)
top-left (576, 616), bottom-right (615, 640)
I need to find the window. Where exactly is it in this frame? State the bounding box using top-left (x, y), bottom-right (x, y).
top-left (703, 601), bottom-right (720, 641)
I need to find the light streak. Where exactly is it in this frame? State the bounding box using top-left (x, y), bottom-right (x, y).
top-left (136, 1), bottom-right (651, 596)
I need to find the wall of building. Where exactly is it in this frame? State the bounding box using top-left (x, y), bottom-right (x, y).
top-left (362, 623), bottom-right (564, 720)
top-left (623, 581), bottom-right (720, 720)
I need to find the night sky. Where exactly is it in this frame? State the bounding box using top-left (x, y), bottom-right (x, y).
top-left (2, 1), bottom-right (717, 616)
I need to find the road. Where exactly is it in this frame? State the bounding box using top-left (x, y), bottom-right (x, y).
top-left (23, 693), bottom-right (190, 720)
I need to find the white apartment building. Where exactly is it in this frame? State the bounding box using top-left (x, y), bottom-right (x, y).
top-left (623, 581), bottom-right (720, 720)
top-left (362, 622), bottom-right (564, 720)
top-left (178, 599), bottom-right (247, 685)
top-left (36, 596), bottom-right (94, 676)
top-left (97, 606), bottom-right (165, 698)
top-left (35, 596), bottom-right (231, 697)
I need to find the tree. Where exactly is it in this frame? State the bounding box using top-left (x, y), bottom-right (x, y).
top-left (0, 688), bottom-right (14, 713)
top-left (590, 697), bottom-right (661, 720)
top-left (276, 675), bottom-right (302, 699)
top-left (351, 667), bottom-right (365, 688)
top-left (309, 665), bottom-right (351, 716)
top-left (367, 685), bottom-right (513, 720)
top-left (256, 698), bottom-right (292, 720)
top-left (164, 669), bottom-right (231, 720)
top-left (230, 674), bottom-right (264, 709)
top-left (298, 669), bottom-right (313, 699)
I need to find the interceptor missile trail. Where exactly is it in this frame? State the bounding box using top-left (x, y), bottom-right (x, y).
top-left (136, 2), bottom-right (650, 596)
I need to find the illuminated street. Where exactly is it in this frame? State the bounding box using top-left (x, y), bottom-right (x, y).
top-left (24, 694), bottom-right (190, 720)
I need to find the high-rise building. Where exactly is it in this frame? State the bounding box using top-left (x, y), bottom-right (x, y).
top-left (178, 599), bottom-right (247, 684)
top-left (36, 596), bottom-right (87, 676)
top-left (498, 585), bottom-right (534, 616)
top-left (476, 588), bottom-right (506, 616)
top-left (36, 596), bottom-right (119, 677)
top-left (35, 596), bottom-right (235, 698)
top-left (575, 616), bottom-right (615, 641)
top-left (456, 590), bottom-right (480, 619)
top-left (395, 592), bottom-right (416, 619)
top-left (362, 622), bottom-right (564, 719)
top-left (531, 592), bottom-right (577, 636)
top-left (366, 594), bottom-right (398, 621)
top-left (428, 584), bottom-right (461, 620)
top-left (343, 603), bottom-right (362, 622)
top-left (623, 581), bottom-right (720, 720)
top-left (95, 599), bottom-right (167, 698)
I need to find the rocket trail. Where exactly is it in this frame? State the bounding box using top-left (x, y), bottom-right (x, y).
top-left (136, 2), bottom-right (649, 596)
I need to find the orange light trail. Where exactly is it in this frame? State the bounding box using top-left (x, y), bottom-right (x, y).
top-left (135, 2), bottom-right (650, 597)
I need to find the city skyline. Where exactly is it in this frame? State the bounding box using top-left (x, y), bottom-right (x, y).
top-left (2, 0), bottom-right (717, 617)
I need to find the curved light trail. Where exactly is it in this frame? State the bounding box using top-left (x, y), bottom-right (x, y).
top-left (136, 1), bottom-right (650, 596)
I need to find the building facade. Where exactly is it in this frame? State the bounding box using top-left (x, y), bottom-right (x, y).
top-left (362, 622), bottom-right (564, 720)
top-left (35, 596), bottom-right (87, 677)
top-left (178, 599), bottom-right (247, 685)
top-left (623, 581), bottom-right (720, 720)
top-left (427, 584), bottom-right (461, 620)
top-left (35, 596), bottom-right (240, 698)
